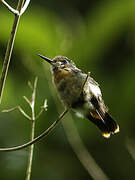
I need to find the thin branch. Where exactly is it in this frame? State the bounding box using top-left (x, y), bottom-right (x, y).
top-left (42, 99), bottom-right (48, 111)
top-left (23, 96), bottom-right (31, 107)
top-left (2, 106), bottom-right (18, 113)
top-left (26, 77), bottom-right (37, 180)
top-left (35, 109), bottom-right (44, 120)
top-left (82, 71), bottom-right (90, 92)
top-left (20, 0), bottom-right (31, 15)
top-left (0, 109), bottom-right (68, 152)
top-left (18, 106), bottom-right (31, 120)
top-left (28, 81), bottom-right (33, 90)
top-left (35, 99), bottom-right (48, 120)
top-left (31, 77), bottom-right (38, 109)
top-left (0, 0), bottom-right (25, 104)
top-left (1, 0), bottom-right (19, 15)
top-left (2, 106), bottom-right (32, 120)
top-left (1, 0), bottom-right (30, 15)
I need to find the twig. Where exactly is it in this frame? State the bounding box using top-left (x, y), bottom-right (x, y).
top-left (23, 96), bottom-right (32, 106)
top-left (20, 0), bottom-right (31, 15)
top-left (0, 109), bottom-right (68, 152)
top-left (0, 0), bottom-right (26, 104)
top-left (82, 72), bottom-right (90, 92)
top-left (1, 0), bottom-right (30, 15)
top-left (2, 106), bottom-right (32, 120)
top-left (1, 0), bottom-right (19, 15)
top-left (28, 81), bottom-right (33, 90)
top-left (25, 77), bottom-right (37, 180)
top-left (35, 99), bottom-right (48, 120)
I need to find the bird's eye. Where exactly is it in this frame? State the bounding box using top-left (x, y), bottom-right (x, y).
top-left (62, 59), bottom-right (69, 64)
top-left (53, 60), bottom-right (56, 63)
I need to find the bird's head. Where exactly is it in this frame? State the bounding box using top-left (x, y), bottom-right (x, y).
top-left (38, 54), bottom-right (76, 72)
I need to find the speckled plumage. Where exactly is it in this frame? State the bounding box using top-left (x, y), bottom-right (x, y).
top-left (39, 54), bottom-right (119, 138)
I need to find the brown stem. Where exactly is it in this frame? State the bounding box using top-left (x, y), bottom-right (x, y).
top-left (25, 77), bottom-right (37, 180)
top-left (0, 109), bottom-right (68, 152)
top-left (1, 0), bottom-right (19, 14)
top-left (0, 0), bottom-right (25, 104)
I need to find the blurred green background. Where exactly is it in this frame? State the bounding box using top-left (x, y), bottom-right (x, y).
top-left (0, 0), bottom-right (135, 179)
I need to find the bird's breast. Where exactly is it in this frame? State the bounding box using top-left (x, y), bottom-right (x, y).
top-left (53, 69), bottom-right (70, 84)
top-left (52, 69), bottom-right (85, 107)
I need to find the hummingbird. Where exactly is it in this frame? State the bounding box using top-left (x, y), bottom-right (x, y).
top-left (38, 54), bottom-right (119, 138)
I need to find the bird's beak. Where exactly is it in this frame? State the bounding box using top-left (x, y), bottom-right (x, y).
top-left (38, 54), bottom-right (53, 64)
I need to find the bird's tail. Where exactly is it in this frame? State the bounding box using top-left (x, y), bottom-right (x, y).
top-left (86, 111), bottom-right (119, 138)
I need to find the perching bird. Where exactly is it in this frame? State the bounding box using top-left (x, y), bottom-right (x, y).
top-left (38, 54), bottom-right (119, 138)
